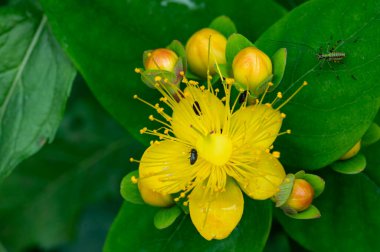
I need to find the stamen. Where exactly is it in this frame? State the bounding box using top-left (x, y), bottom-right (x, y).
top-left (259, 82), bottom-right (273, 104)
top-left (271, 92), bottom-right (283, 105)
top-left (272, 151), bottom-right (281, 158)
top-left (276, 81), bottom-right (308, 111)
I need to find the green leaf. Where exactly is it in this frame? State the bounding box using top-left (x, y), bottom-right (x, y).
top-left (104, 199), bottom-right (272, 252)
top-left (256, 0), bottom-right (380, 169)
top-left (300, 174), bottom-right (325, 198)
top-left (0, 78), bottom-right (144, 251)
top-left (226, 33), bottom-right (255, 65)
top-left (39, 0), bottom-right (286, 146)
top-left (283, 204), bottom-right (321, 220)
top-left (120, 170), bottom-right (144, 205)
top-left (362, 122), bottom-right (380, 146)
top-left (331, 153), bottom-right (367, 174)
top-left (0, 3), bottom-right (76, 179)
top-left (209, 15), bottom-right (237, 38)
top-left (271, 48), bottom-right (287, 90)
top-left (154, 206), bottom-right (182, 230)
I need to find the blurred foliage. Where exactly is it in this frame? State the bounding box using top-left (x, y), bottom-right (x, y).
top-left (0, 76), bottom-right (144, 251)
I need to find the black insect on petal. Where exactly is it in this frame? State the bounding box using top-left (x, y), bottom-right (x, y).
top-left (192, 101), bottom-right (202, 116)
top-left (190, 148), bottom-right (198, 165)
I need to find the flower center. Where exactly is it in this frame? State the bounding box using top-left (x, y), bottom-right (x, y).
top-left (196, 134), bottom-right (232, 166)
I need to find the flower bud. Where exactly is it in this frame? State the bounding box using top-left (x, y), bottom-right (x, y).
top-left (286, 179), bottom-right (314, 212)
top-left (186, 28), bottom-right (227, 78)
top-left (340, 140), bottom-right (361, 160)
top-left (144, 48), bottom-right (179, 72)
top-left (232, 47), bottom-right (273, 92)
top-left (138, 179), bottom-right (174, 207)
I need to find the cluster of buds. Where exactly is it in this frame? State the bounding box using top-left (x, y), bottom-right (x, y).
top-left (137, 16), bottom-right (287, 100)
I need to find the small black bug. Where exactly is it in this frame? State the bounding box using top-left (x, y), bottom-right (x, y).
top-left (190, 148), bottom-right (198, 165)
top-left (239, 90), bottom-right (248, 104)
top-left (192, 101), bottom-right (201, 116)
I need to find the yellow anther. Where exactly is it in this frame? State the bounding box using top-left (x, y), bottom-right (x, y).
top-left (140, 127), bottom-right (147, 134)
top-left (133, 94), bottom-right (138, 99)
top-left (150, 140), bottom-right (154, 145)
top-left (303, 81), bottom-right (308, 86)
top-left (149, 115), bottom-right (154, 121)
top-left (221, 97), bottom-right (226, 101)
top-left (200, 86), bottom-right (205, 91)
top-left (174, 197), bottom-right (180, 202)
top-left (281, 113), bottom-right (286, 118)
top-left (131, 176), bottom-right (138, 184)
top-left (277, 92), bottom-right (283, 99)
top-left (180, 192), bottom-right (186, 198)
top-left (268, 82), bottom-right (274, 87)
top-left (157, 108), bottom-right (164, 113)
top-left (215, 88), bottom-right (220, 93)
top-left (179, 71), bottom-right (185, 76)
top-left (129, 157), bottom-right (134, 162)
top-left (272, 151), bottom-right (281, 158)
top-left (183, 201), bottom-right (189, 206)
top-left (164, 78), bottom-right (169, 83)
top-left (225, 78), bottom-right (235, 85)
top-left (134, 68), bottom-right (142, 73)
top-left (286, 129), bottom-right (292, 134)
top-left (189, 80), bottom-right (199, 85)
top-left (154, 76), bottom-right (162, 82)
top-left (154, 83), bottom-right (160, 88)
top-left (164, 129), bottom-right (169, 134)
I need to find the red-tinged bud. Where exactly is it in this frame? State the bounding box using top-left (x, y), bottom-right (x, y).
top-left (286, 179), bottom-right (314, 212)
top-left (144, 48), bottom-right (179, 72)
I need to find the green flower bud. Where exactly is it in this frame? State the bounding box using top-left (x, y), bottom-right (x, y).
top-left (186, 28), bottom-right (227, 78)
top-left (232, 47), bottom-right (273, 93)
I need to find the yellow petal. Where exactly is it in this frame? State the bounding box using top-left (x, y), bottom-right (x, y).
top-left (138, 140), bottom-right (207, 204)
top-left (189, 178), bottom-right (244, 240)
top-left (230, 104), bottom-right (282, 149)
top-left (232, 150), bottom-right (286, 200)
top-left (171, 86), bottom-right (226, 145)
top-left (138, 180), bottom-right (174, 207)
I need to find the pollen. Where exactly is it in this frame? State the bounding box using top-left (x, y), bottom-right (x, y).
top-left (131, 176), bottom-right (138, 184)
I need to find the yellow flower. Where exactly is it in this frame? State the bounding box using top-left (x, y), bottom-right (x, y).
top-left (133, 72), bottom-right (308, 240)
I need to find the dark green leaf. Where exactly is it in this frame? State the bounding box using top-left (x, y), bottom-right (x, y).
top-left (39, 0), bottom-right (286, 146)
top-left (0, 3), bottom-right (76, 179)
top-left (256, 0), bottom-right (380, 169)
top-left (120, 170), bottom-right (144, 205)
top-left (331, 153), bottom-right (367, 174)
top-left (0, 78), bottom-right (144, 251)
top-left (104, 199), bottom-right (272, 252)
top-left (362, 122), bottom-right (380, 146)
top-left (209, 15), bottom-right (237, 38)
top-left (154, 206), bottom-right (182, 230)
